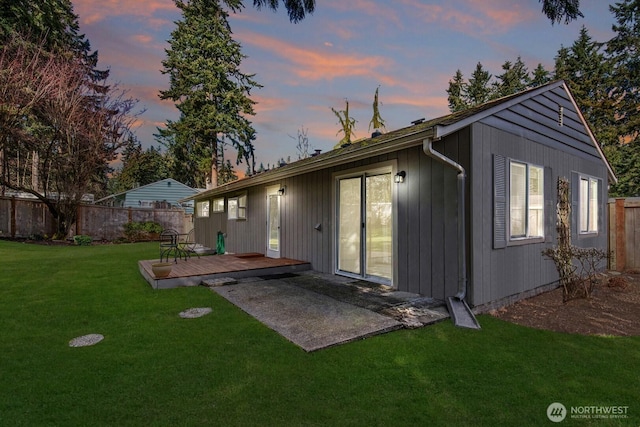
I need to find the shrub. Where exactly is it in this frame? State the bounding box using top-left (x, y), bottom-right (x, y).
top-left (73, 235), bottom-right (93, 246)
top-left (542, 176), bottom-right (608, 302)
top-left (123, 221), bottom-right (163, 242)
top-left (542, 245), bottom-right (608, 302)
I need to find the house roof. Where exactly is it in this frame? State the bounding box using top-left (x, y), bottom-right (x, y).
top-left (95, 178), bottom-right (200, 203)
top-left (185, 80), bottom-right (615, 202)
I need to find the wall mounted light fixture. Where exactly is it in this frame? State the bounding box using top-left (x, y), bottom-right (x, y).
top-left (278, 186), bottom-right (286, 195)
top-left (394, 171), bottom-right (406, 183)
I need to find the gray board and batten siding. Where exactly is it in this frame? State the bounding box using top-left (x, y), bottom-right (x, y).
top-left (194, 143), bottom-right (462, 301)
top-left (468, 84), bottom-right (610, 308)
top-left (190, 81), bottom-right (612, 309)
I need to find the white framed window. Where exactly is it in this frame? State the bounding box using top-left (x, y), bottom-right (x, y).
top-left (579, 176), bottom-right (599, 234)
top-left (212, 198), bottom-right (225, 213)
top-left (228, 194), bottom-right (247, 220)
top-left (196, 200), bottom-right (210, 218)
top-left (509, 161), bottom-right (544, 239)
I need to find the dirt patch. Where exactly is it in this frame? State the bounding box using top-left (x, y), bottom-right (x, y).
top-left (491, 271), bottom-right (640, 336)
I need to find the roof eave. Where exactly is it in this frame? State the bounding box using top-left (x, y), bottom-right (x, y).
top-left (185, 127), bottom-right (434, 202)
top-left (560, 81), bottom-right (617, 184)
top-left (434, 81), bottom-right (566, 140)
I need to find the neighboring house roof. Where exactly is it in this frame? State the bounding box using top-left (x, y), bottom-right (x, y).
top-left (184, 80), bottom-right (615, 202)
top-left (96, 178), bottom-right (200, 206)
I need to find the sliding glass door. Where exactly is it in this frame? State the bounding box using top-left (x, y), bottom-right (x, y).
top-left (337, 171), bottom-right (392, 283)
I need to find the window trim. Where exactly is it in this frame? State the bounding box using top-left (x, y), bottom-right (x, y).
top-left (508, 159), bottom-right (545, 244)
top-left (212, 197), bottom-right (225, 213)
top-left (227, 194), bottom-right (247, 220)
top-left (578, 174), bottom-right (599, 235)
top-left (196, 200), bottom-right (210, 218)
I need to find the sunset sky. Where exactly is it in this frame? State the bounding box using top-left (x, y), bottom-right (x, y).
top-left (72, 0), bottom-right (617, 170)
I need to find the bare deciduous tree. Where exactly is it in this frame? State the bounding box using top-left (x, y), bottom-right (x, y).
top-left (0, 34), bottom-right (139, 237)
top-left (289, 125), bottom-right (310, 160)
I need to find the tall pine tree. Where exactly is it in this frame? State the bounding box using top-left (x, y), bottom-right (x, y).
top-left (605, 0), bottom-right (640, 196)
top-left (531, 63), bottom-right (552, 87)
top-left (555, 26), bottom-right (613, 144)
top-left (607, 0), bottom-right (640, 145)
top-left (446, 70), bottom-right (469, 112)
top-left (159, 0), bottom-right (259, 188)
top-left (493, 56), bottom-right (531, 98)
top-left (466, 62), bottom-right (493, 106)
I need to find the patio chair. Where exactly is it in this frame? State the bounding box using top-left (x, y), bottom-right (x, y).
top-left (178, 229), bottom-right (200, 258)
top-left (159, 229), bottom-right (179, 262)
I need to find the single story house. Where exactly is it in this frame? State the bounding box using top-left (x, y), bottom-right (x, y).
top-left (185, 81), bottom-right (615, 312)
top-left (96, 178), bottom-right (201, 214)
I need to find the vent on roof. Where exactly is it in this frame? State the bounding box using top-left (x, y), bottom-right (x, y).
top-left (411, 118), bottom-right (425, 125)
top-left (558, 105), bottom-right (564, 126)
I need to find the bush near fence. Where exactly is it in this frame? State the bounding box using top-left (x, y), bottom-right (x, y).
top-left (0, 196), bottom-right (192, 241)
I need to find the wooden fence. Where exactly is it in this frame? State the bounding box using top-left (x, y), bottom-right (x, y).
top-left (608, 197), bottom-right (640, 271)
top-left (0, 196), bottom-right (192, 241)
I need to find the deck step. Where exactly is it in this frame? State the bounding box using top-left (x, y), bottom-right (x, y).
top-left (201, 277), bottom-right (238, 287)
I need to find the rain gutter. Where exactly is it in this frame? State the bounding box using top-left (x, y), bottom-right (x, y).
top-left (423, 137), bottom-right (467, 300)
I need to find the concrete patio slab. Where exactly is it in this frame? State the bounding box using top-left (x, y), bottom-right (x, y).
top-left (213, 280), bottom-right (403, 352)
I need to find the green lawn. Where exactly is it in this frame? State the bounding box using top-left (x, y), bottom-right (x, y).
top-left (0, 240), bottom-right (638, 426)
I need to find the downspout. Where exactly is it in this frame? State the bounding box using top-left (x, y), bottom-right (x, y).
top-left (423, 137), bottom-right (467, 300)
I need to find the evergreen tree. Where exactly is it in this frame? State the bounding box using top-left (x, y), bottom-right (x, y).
top-left (159, 0), bottom-right (259, 188)
top-left (250, 0), bottom-right (315, 23)
top-left (111, 137), bottom-right (169, 193)
top-left (0, 0), bottom-right (107, 82)
top-left (466, 62), bottom-right (493, 106)
top-left (531, 63), bottom-right (552, 87)
top-left (493, 57), bottom-right (531, 98)
top-left (555, 27), bottom-right (613, 145)
top-left (553, 45), bottom-right (570, 80)
top-left (605, 0), bottom-right (640, 196)
top-left (540, 0), bottom-right (583, 24)
top-left (446, 69), bottom-right (469, 112)
top-left (607, 0), bottom-right (640, 146)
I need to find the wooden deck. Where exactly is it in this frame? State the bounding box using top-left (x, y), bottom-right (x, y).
top-left (139, 253), bottom-right (311, 289)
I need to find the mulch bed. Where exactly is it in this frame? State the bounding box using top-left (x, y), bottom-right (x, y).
top-left (491, 271), bottom-right (640, 336)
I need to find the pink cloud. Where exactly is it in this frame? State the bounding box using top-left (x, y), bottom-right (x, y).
top-left (327, 0), bottom-right (402, 28)
top-left (132, 34), bottom-right (154, 45)
top-left (398, 0), bottom-right (534, 35)
top-left (73, 0), bottom-right (176, 26)
top-left (238, 31), bottom-right (394, 82)
top-left (253, 95), bottom-right (292, 114)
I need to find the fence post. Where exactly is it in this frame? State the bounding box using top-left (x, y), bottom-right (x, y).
top-left (614, 198), bottom-right (626, 271)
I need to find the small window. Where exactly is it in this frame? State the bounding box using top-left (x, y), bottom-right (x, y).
top-left (228, 194), bottom-right (247, 220)
top-left (509, 161), bottom-right (544, 239)
top-left (579, 176), bottom-right (599, 233)
top-left (196, 201), bottom-right (210, 218)
top-left (212, 198), bottom-right (224, 213)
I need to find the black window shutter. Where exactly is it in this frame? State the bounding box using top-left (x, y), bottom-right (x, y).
top-left (494, 155), bottom-right (507, 249)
